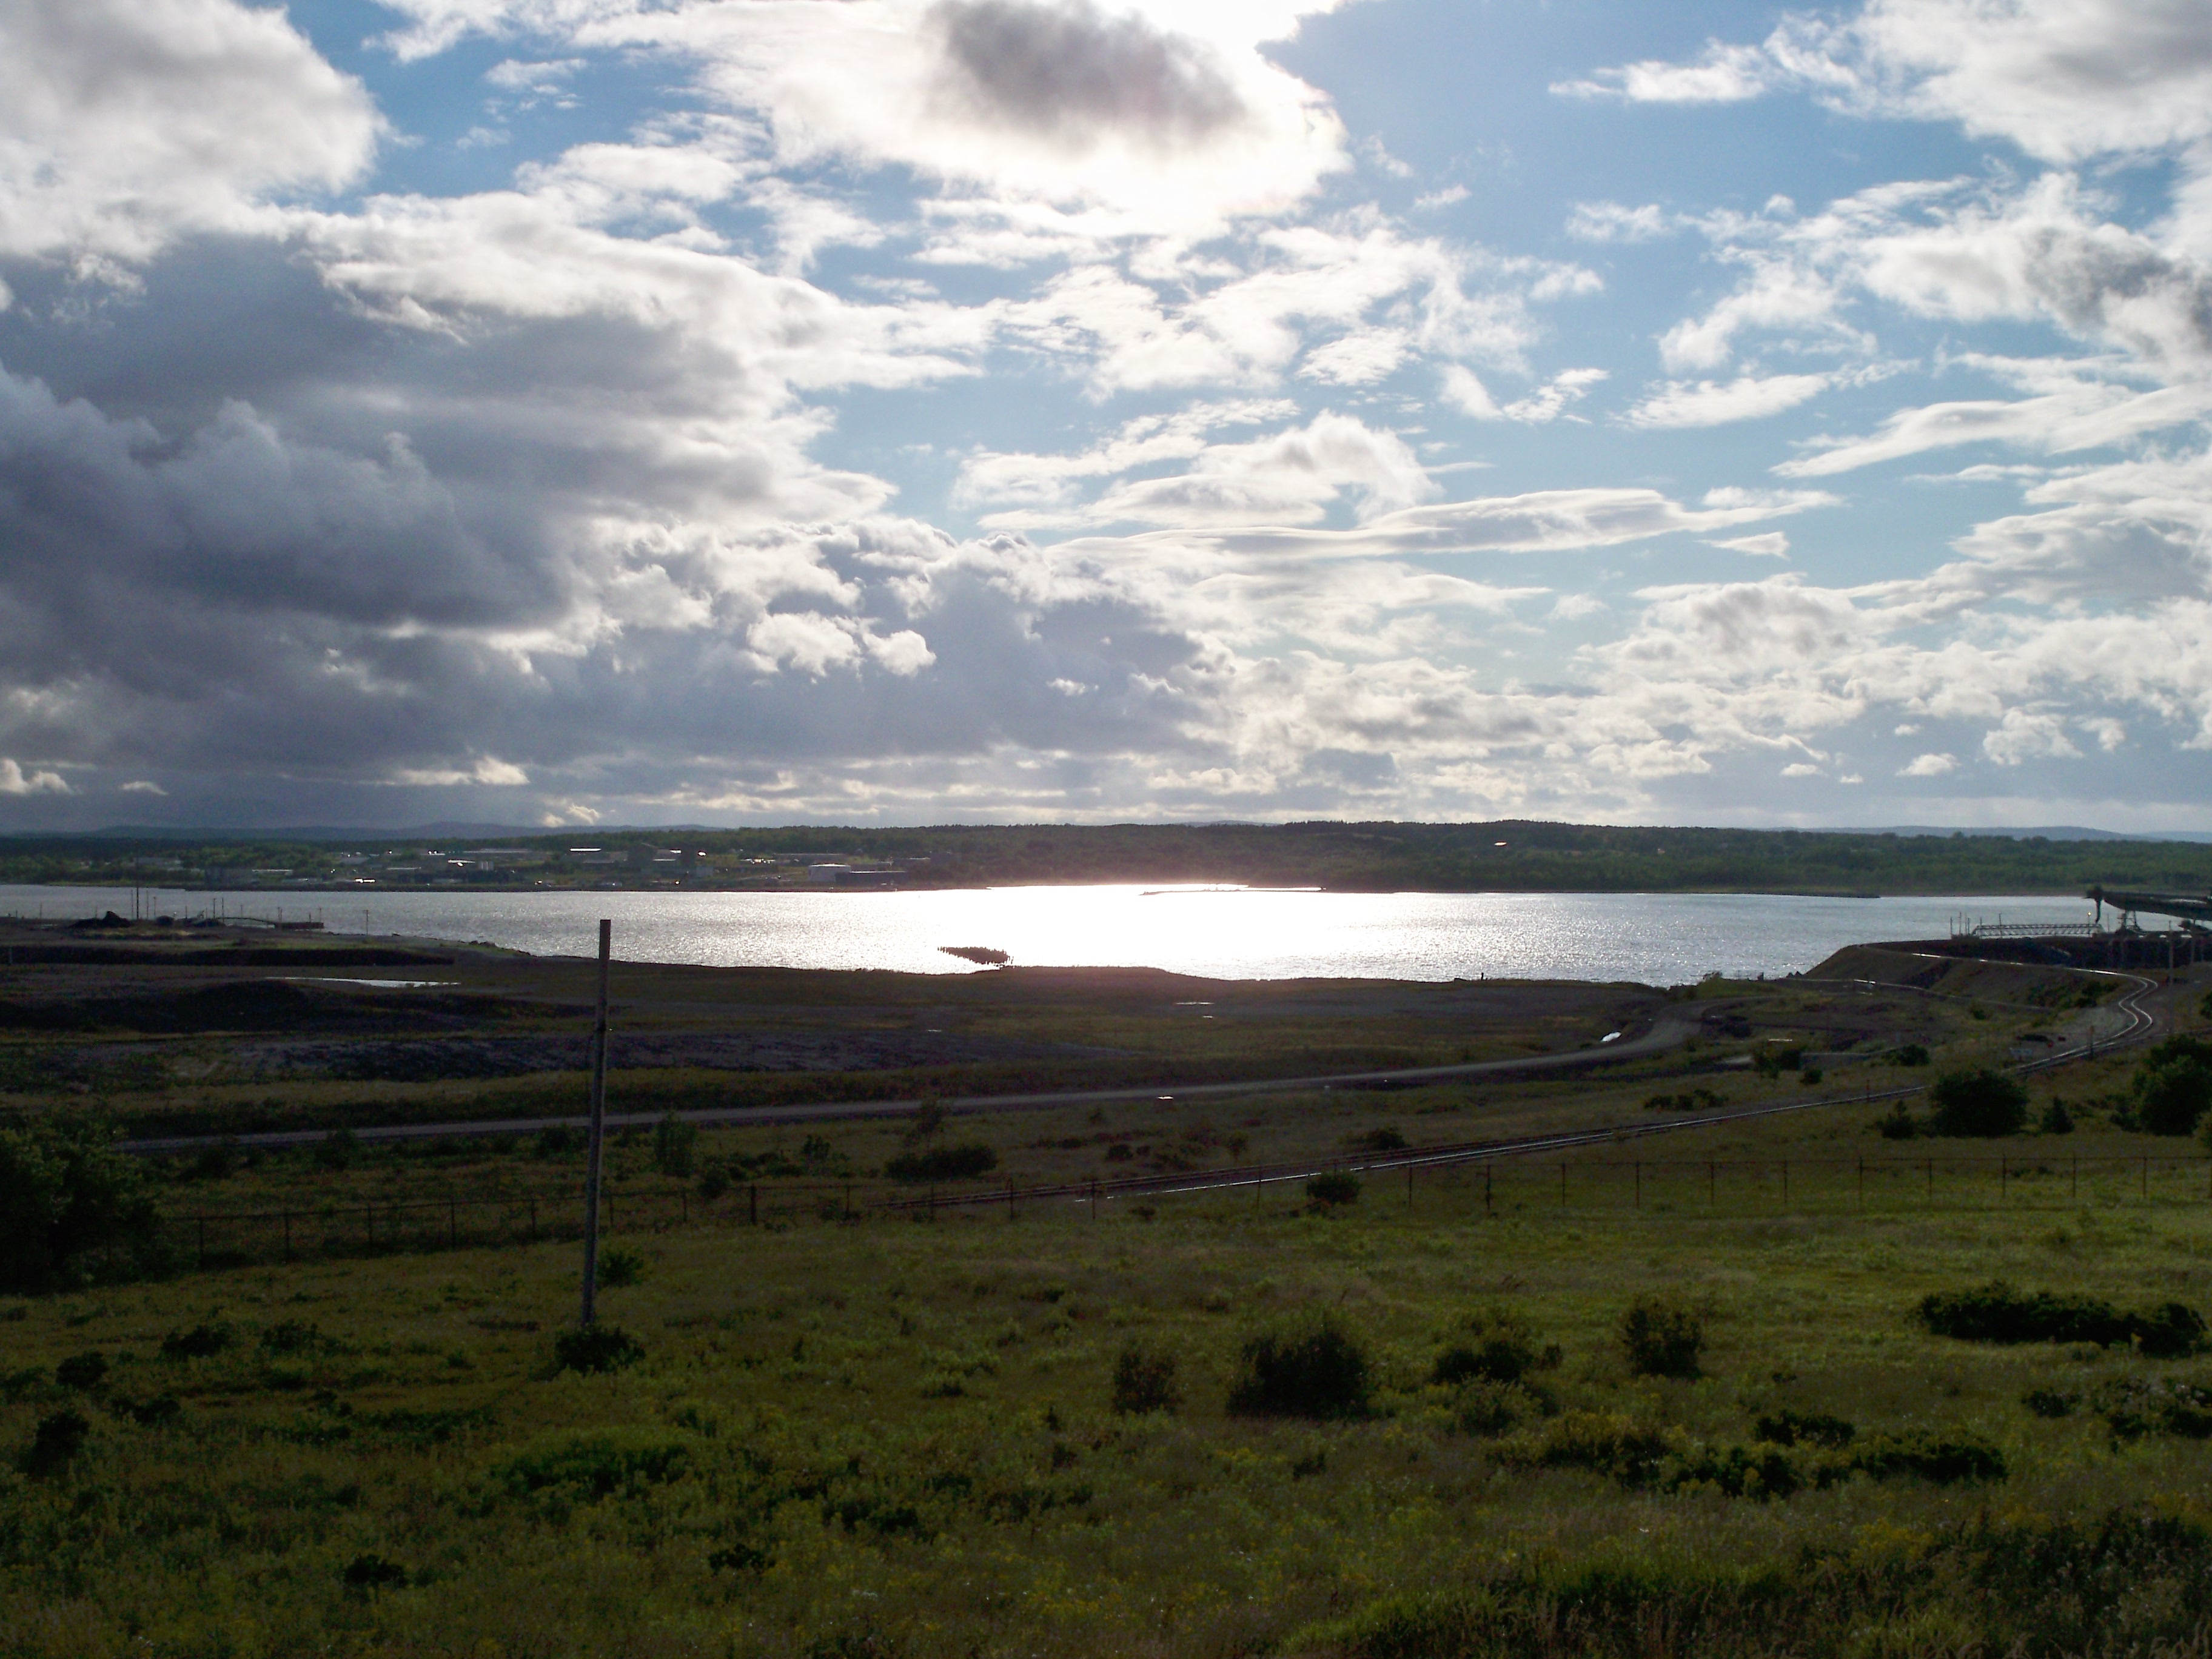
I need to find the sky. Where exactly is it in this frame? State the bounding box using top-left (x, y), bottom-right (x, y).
top-left (1, 0), bottom-right (2210, 833)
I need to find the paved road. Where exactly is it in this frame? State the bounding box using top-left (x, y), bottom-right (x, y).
top-left (118, 1016), bottom-right (1698, 1155)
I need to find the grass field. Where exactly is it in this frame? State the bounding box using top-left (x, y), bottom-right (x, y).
top-left (4, 962), bottom-right (2208, 1657)
top-left (10, 1109), bottom-right (2212, 1651)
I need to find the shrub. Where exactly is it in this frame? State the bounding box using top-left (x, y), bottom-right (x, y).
top-left (1660, 1442), bottom-right (1802, 1499)
top-left (1432, 1308), bottom-right (1550, 1387)
top-left (2134, 1037), bottom-right (2212, 1136)
top-left (341, 1553), bottom-right (408, 1590)
top-left (1875, 1104), bottom-right (1919, 1140)
top-left (0, 1116), bottom-right (164, 1293)
top-left (1227, 1314), bottom-right (1373, 1420)
top-left (1349, 1126), bottom-right (1407, 1152)
top-left (1621, 1295), bottom-right (1704, 1379)
top-left (500, 1429), bottom-right (691, 1497)
top-left (884, 1143), bottom-right (999, 1182)
top-left (1927, 1068), bottom-right (2029, 1137)
top-left (553, 1324), bottom-right (643, 1375)
top-left (1304, 1170), bottom-right (1361, 1208)
top-left (697, 1163), bottom-right (731, 1201)
top-left (1800, 1067), bottom-right (1823, 1086)
top-left (54, 1352), bottom-right (107, 1392)
top-left (1894, 1043), bottom-right (1931, 1067)
top-left (2093, 1376), bottom-right (2212, 1441)
top-left (1919, 1282), bottom-right (2203, 1355)
top-left (1846, 1431), bottom-right (2005, 1485)
top-left (18, 1409), bottom-right (89, 1478)
top-left (1753, 1409), bottom-right (1854, 1449)
top-left (312, 1127), bottom-right (362, 1171)
top-left (1451, 1378), bottom-right (1540, 1437)
top-left (1109, 1343), bottom-right (1179, 1414)
top-left (2040, 1097), bottom-right (2075, 1134)
top-left (1523, 1411), bottom-right (1669, 1483)
top-left (534, 1125), bottom-right (582, 1158)
top-left (160, 1323), bottom-right (232, 1360)
top-left (595, 1245), bottom-right (645, 1289)
top-left (652, 1114), bottom-right (699, 1178)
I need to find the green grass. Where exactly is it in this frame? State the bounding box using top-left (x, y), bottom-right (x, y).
top-left (12, 1090), bottom-right (2212, 1657)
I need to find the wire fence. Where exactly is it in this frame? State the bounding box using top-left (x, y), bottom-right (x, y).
top-left (164, 1146), bottom-right (2212, 1270)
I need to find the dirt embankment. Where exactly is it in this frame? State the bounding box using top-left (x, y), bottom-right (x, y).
top-left (1808, 943), bottom-right (2100, 1007)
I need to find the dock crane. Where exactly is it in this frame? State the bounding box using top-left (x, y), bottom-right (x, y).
top-left (2086, 886), bottom-right (2212, 931)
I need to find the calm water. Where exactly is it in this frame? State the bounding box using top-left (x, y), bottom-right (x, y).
top-left (2, 883), bottom-right (2111, 985)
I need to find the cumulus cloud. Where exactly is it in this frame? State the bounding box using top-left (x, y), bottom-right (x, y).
top-left (0, 0), bottom-right (380, 265)
top-left (1900, 751), bottom-right (1958, 776)
top-left (0, 759), bottom-right (68, 795)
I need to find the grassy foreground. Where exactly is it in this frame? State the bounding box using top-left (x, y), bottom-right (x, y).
top-left (10, 1134), bottom-right (2212, 1658)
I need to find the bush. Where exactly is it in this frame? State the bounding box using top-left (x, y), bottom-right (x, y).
top-left (1109, 1343), bottom-right (1179, 1414)
top-left (1521, 1411), bottom-right (1670, 1483)
top-left (652, 1114), bottom-right (699, 1178)
top-left (312, 1127), bottom-right (362, 1171)
top-left (884, 1143), bottom-right (999, 1182)
top-left (1846, 1431), bottom-right (2005, 1485)
top-left (2040, 1097), bottom-right (2075, 1134)
top-left (1227, 1314), bottom-right (1373, 1420)
top-left (553, 1324), bottom-right (643, 1375)
top-left (1893, 1043), bottom-right (1931, 1067)
top-left (1349, 1126), bottom-right (1407, 1152)
top-left (2135, 1037), bottom-right (2212, 1136)
top-left (54, 1352), bottom-right (107, 1392)
top-left (1432, 1308), bottom-right (1552, 1387)
top-left (1918, 1282), bottom-right (2204, 1355)
top-left (500, 1429), bottom-right (692, 1496)
top-left (697, 1163), bottom-right (731, 1201)
top-left (1450, 1378), bottom-right (1539, 1437)
top-left (0, 1116), bottom-right (164, 1293)
top-left (341, 1553), bottom-right (409, 1590)
top-left (1926, 1068), bottom-right (2029, 1137)
top-left (160, 1323), bottom-right (232, 1360)
top-left (1753, 1409), bottom-right (1854, 1449)
top-left (1875, 1104), bottom-right (1919, 1139)
top-left (1621, 1295), bottom-right (1704, 1379)
top-left (595, 1245), bottom-right (645, 1289)
top-left (1304, 1170), bottom-right (1361, 1208)
top-left (534, 1125), bottom-right (582, 1158)
top-left (17, 1409), bottom-right (89, 1478)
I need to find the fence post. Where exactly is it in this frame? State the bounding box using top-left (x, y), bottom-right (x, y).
top-left (283, 1209), bottom-right (292, 1263)
top-left (1407, 1164), bottom-right (1414, 1210)
top-left (529, 1197), bottom-right (538, 1239)
top-left (1559, 1163), bottom-right (1567, 1209)
top-left (1856, 1156), bottom-right (1863, 1212)
top-left (197, 1216), bottom-right (206, 1270)
top-left (1708, 1160), bottom-right (1715, 1207)
top-left (2143, 1158), bottom-right (2150, 1202)
top-left (1781, 1161), bottom-right (1788, 1207)
top-left (2000, 1159), bottom-right (2006, 1206)
top-left (1634, 1162), bottom-right (1641, 1208)
top-left (1484, 1162), bottom-right (1493, 1218)
top-left (449, 1198), bottom-right (458, 1248)
top-left (2071, 1156), bottom-right (2077, 1202)
top-left (749, 1183), bottom-right (759, 1226)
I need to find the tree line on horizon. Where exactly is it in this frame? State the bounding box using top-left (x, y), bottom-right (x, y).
top-left (1, 820), bottom-right (2209, 897)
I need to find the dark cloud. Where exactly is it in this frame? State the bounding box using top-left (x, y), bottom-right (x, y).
top-left (931, 0), bottom-right (1248, 149)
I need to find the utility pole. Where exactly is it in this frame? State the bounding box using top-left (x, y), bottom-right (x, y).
top-left (579, 920), bottom-right (612, 1328)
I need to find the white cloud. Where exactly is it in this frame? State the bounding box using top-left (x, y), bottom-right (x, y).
top-left (0, 0), bottom-right (381, 265)
top-left (1566, 201), bottom-right (1674, 243)
top-left (1780, 761), bottom-right (1821, 776)
top-left (1562, 1), bottom-right (2212, 164)
top-left (1899, 752), bottom-right (1955, 776)
top-left (392, 757), bottom-right (532, 787)
top-left (119, 780), bottom-right (167, 795)
top-left (1707, 532), bottom-right (1792, 558)
top-left (0, 759), bottom-right (69, 795)
top-left (1624, 372), bottom-right (1829, 429)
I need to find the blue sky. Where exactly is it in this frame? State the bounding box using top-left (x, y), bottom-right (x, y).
top-left (1, 0), bottom-right (2209, 831)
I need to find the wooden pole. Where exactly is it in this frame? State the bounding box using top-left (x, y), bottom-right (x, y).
top-left (580, 919), bottom-right (612, 1329)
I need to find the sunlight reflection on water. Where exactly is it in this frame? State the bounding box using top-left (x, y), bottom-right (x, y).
top-left (2, 884), bottom-right (2107, 984)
